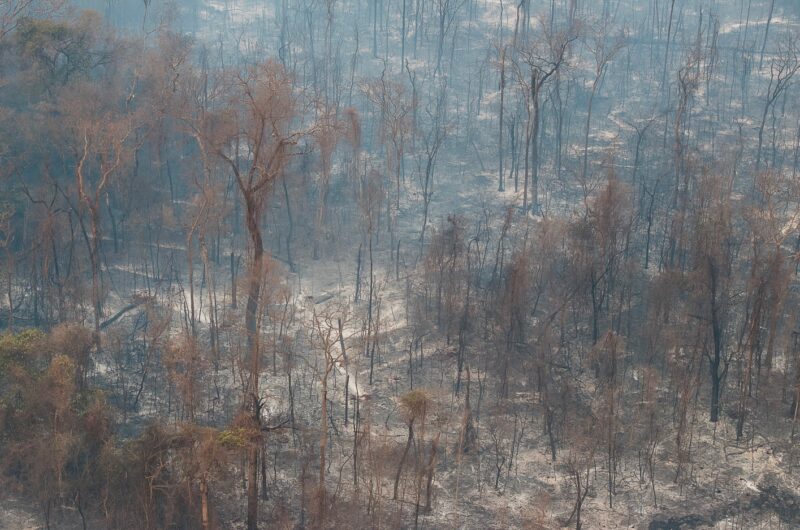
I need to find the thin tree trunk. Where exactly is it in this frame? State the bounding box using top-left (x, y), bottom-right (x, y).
top-left (393, 420), bottom-right (414, 500)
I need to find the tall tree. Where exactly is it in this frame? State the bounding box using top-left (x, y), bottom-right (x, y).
top-left (209, 61), bottom-right (301, 530)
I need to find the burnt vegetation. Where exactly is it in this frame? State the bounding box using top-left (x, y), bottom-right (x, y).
top-left (2, 0), bottom-right (800, 528)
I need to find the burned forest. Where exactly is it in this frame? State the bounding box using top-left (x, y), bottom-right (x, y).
top-left (2, 0), bottom-right (800, 528)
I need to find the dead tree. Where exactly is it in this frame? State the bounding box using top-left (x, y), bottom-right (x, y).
top-left (516, 19), bottom-right (575, 212)
top-left (755, 43), bottom-right (798, 174)
top-left (210, 61), bottom-right (301, 530)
